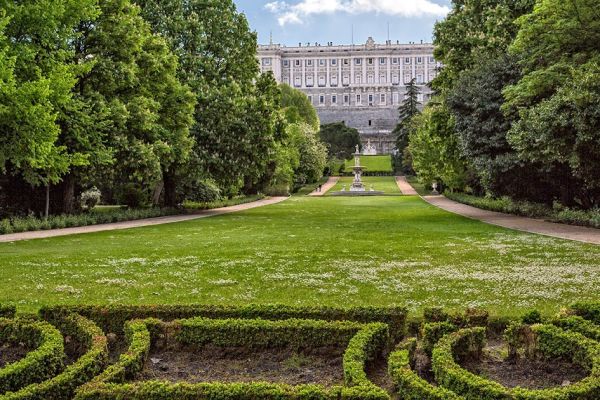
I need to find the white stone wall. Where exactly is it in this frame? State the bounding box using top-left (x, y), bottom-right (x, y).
top-left (258, 38), bottom-right (438, 154)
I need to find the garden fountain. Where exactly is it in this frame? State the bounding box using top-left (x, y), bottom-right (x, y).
top-left (331, 145), bottom-right (384, 196)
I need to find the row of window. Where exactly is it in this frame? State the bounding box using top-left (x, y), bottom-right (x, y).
top-left (261, 56), bottom-right (435, 67)
top-left (284, 72), bottom-right (428, 87)
top-left (307, 93), bottom-right (425, 106)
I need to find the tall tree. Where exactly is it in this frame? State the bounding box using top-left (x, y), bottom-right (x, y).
top-left (318, 122), bottom-right (361, 160)
top-left (504, 0), bottom-right (600, 207)
top-left (279, 83), bottom-right (320, 131)
top-left (393, 78), bottom-right (421, 152)
top-left (81, 0), bottom-right (195, 207)
top-left (0, 0), bottom-right (99, 215)
top-left (135, 0), bottom-right (267, 194)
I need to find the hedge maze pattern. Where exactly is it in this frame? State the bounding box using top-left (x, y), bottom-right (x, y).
top-left (0, 302), bottom-right (598, 399)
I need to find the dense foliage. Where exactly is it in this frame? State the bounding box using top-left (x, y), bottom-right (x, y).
top-left (408, 0), bottom-right (600, 211)
top-left (319, 122), bottom-right (362, 161)
top-left (0, 0), bottom-right (322, 219)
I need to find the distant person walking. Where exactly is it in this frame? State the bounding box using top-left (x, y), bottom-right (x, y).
top-left (318, 184), bottom-right (323, 192)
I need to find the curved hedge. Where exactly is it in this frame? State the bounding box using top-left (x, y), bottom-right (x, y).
top-left (568, 303), bottom-right (600, 325)
top-left (388, 338), bottom-right (463, 400)
top-left (40, 304), bottom-right (407, 340)
top-left (0, 306), bottom-right (15, 319)
top-left (0, 319), bottom-right (64, 394)
top-left (1, 313), bottom-right (108, 400)
top-left (76, 317), bottom-right (390, 400)
top-left (432, 325), bottom-right (600, 400)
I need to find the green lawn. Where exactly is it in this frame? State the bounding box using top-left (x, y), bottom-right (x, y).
top-left (326, 176), bottom-right (401, 195)
top-left (344, 155), bottom-right (393, 173)
top-left (1, 196), bottom-right (599, 316)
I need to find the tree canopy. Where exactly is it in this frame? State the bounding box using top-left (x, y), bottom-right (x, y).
top-left (318, 122), bottom-right (361, 160)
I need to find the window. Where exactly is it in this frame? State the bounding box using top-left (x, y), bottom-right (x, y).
top-left (294, 76), bottom-right (301, 87)
top-left (380, 93), bottom-right (386, 104)
top-left (405, 57), bottom-right (411, 64)
top-left (417, 57), bottom-right (423, 64)
top-left (380, 57), bottom-right (386, 65)
top-left (307, 59), bottom-right (313, 66)
top-left (308, 95), bottom-right (313, 103)
top-left (344, 95), bottom-right (350, 104)
top-left (417, 74), bottom-right (423, 84)
top-left (429, 56), bottom-right (435, 63)
top-left (392, 73), bottom-right (399, 85)
top-left (295, 60), bottom-right (300, 67)
top-left (393, 93), bottom-right (399, 104)
top-left (368, 120), bottom-right (372, 126)
top-left (331, 74), bottom-right (338, 86)
top-left (283, 60), bottom-right (289, 67)
top-left (368, 94), bottom-right (374, 105)
top-left (283, 77), bottom-right (289, 84)
top-left (331, 59), bottom-right (337, 66)
top-left (356, 94), bottom-right (362, 105)
top-left (306, 75), bottom-right (314, 87)
top-left (368, 58), bottom-right (374, 65)
top-left (342, 74), bottom-right (350, 86)
top-left (319, 59), bottom-right (325, 66)
top-left (332, 95), bottom-right (337, 104)
top-left (355, 58), bottom-right (362, 65)
top-left (318, 75), bottom-right (326, 87)
top-left (392, 57), bottom-right (398, 64)
top-left (262, 58), bottom-right (271, 66)
top-left (355, 75), bottom-right (362, 84)
top-left (343, 58), bottom-right (349, 65)
top-left (319, 95), bottom-right (325, 105)
top-left (379, 74), bottom-right (387, 84)
top-left (367, 74), bottom-right (374, 84)
top-left (404, 74), bottom-right (412, 84)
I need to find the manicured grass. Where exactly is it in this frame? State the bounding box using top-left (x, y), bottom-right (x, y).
top-left (326, 176), bottom-right (401, 195)
top-left (344, 155), bottom-right (393, 173)
top-left (1, 196), bottom-right (598, 316)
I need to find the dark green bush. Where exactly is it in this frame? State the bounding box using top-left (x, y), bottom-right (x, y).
top-left (0, 305), bottom-right (15, 319)
top-left (551, 316), bottom-right (600, 341)
top-left (569, 302), bottom-right (600, 325)
top-left (421, 322), bottom-right (457, 355)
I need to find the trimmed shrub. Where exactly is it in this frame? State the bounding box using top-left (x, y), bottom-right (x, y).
top-left (0, 306), bottom-right (15, 319)
top-left (422, 322), bottom-right (457, 355)
top-left (423, 308), bottom-right (450, 323)
top-left (0, 319), bottom-right (64, 394)
top-left (2, 313), bottom-right (108, 400)
top-left (432, 325), bottom-right (600, 400)
top-left (569, 302), bottom-right (600, 325)
top-left (76, 317), bottom-right (390, 400)
top-left (551, 316), bottom-right (600, 342)
top-left (388, 338), bottom-right (463, 400)
top-left (40, 304), bottom-right (407, 340)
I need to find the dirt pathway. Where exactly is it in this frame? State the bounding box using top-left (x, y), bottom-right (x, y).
top-left (0, 197), bottom-right (288, 243)
top-left (308, 177), bottom-right (340, 196)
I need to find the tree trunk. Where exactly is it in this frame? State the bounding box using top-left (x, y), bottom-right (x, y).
top-left (63, 174), bottom-right (75, 214)
top-left (152, 180), bottom-right (164, 207)
top-left (45, 184), bottom-right (50, 219)
top-left (163, 170), bottom-right (177, 207)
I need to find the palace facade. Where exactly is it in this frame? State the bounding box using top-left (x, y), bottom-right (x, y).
top-left (258, 37), bottom-right (438, 154)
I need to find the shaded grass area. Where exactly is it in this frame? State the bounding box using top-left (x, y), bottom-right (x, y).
top-left (183, 195), bottom-right (265, 211)
top-left (326, 176), bottom-right (400, 195)
top-left (344, 156), bottom-right (392, 173)
top-left (1, 196), bottom-right (599, 316)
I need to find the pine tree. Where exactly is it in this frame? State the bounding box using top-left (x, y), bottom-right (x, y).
top-left (393, 78), bottom-right (421, 162)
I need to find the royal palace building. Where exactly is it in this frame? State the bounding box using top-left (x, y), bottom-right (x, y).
top-left (258, 37), bottom-right (439, 154)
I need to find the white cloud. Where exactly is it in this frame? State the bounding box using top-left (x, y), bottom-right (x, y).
top-left (264, 0), bottom-right (450, 26)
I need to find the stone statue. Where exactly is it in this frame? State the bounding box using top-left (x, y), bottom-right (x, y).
top-left (355, 144), bottom-right (360, 154)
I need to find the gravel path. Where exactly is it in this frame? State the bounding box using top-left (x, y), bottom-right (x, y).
top-left (395, 176), bottom-right (418, 195)
top-left (308, 177), bottom-right (340, 196)
top-left (424, 195), bottom-right (600, 245)
top-left (0, 197), bottom-right (288, 243)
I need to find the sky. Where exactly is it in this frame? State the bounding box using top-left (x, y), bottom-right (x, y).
top-left (233, 0), bottom-right (452, 46)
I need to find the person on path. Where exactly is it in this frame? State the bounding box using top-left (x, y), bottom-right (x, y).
top-left (318, 184), bottom-right (322, 192)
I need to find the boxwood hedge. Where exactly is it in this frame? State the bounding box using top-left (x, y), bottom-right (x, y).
top-left (76, 317), bottom-right (390, 400)
top-left (432, 325), bottom-right (600, 400)
top-left (0, 319), bottom-right (64, 394)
